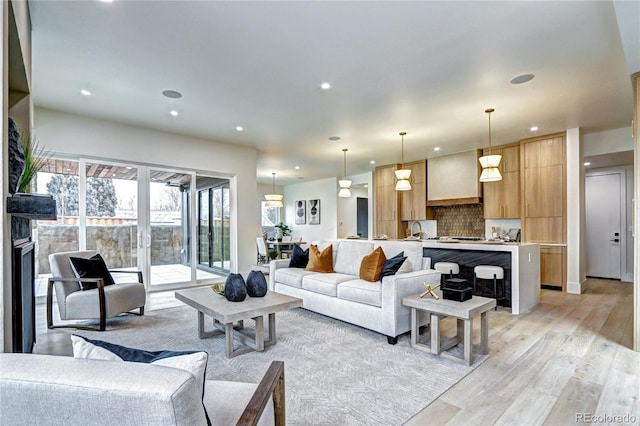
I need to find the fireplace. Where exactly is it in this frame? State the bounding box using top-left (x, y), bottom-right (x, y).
top-left (12, 237), bottom-right (36, 353)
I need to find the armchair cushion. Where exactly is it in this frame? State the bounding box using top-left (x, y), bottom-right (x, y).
top-left (69, 254), bottom-right (115, 290)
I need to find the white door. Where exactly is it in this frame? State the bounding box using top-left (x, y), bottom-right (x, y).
top-left (585, 172), bottom-right (623, 279)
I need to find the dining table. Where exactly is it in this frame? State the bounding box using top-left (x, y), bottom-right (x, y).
top-left (267, 240), bottom-right (306, 259)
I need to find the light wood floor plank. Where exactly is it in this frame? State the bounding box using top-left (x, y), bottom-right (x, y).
top-left (493, 388), bottom-right (557, 426)
top-left (404, 399), bottom-right (460, 426)
top-left (543, 377), bottom-right (603, 425)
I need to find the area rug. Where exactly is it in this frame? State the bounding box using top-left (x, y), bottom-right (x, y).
top-left (69, 305), bottom-right (486, 425)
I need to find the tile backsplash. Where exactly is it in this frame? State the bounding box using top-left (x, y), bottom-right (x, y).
top-left (432, 204), bottom-right (484, 237)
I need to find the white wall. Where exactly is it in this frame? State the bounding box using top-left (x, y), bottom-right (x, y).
top-left (583, 127), bottom-right (633, 156)
top-left (336, 172), bottom-right (373, 239)
top-left (34, 108), bottom-right (259, 275)
top-left (283, 177), bottom-right (339, 242)
top-left (337, 186), bottom-right (367, 238)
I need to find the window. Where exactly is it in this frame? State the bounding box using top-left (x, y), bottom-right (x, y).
top-left (261, 201), bottom-right (280, 227)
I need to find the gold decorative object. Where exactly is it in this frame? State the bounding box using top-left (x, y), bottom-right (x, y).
top-left (420, 282), bottom-right (441, 299)
top-left (211, 283), bottom-right (225, 296)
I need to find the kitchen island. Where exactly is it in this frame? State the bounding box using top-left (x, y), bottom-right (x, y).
top-left (421, 241), bottom-right (540, 315)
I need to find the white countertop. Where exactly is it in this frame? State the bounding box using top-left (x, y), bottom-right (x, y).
top-left (421, 240), bottom-right (537, 251)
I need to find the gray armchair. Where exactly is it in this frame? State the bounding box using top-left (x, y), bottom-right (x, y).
top-left (47, 250), bottom-right (146, 331)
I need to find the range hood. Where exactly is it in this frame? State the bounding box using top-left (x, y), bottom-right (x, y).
top-left (427, 149), bottom-right (482, 206)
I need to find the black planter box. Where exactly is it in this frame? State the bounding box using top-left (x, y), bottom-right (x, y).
top-left (6, 194), bottom-right (57, 220)
top-left (443, 286), bottom-right (473, 302)
top-left (443, 278), bottom-right (471, 290)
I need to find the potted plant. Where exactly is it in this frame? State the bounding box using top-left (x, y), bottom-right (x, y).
top-left (18, 134), bottom-right (52, 193)
top-left (274, 222), bottom-right (291, 241)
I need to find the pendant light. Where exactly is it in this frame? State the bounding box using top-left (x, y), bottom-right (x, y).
top-left (478, 108), bottom-right (502, 182)
top-left (264, 172), bottom-right (284, 207)
top-left (338, 148), bottom-right (352, 197)
top-left (395, 131), bottom-right (412, 191)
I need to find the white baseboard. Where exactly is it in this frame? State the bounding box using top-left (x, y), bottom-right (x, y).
top-left (566, 280), bottom-right (582, 294)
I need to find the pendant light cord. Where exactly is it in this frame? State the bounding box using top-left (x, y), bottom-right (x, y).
top-left (485, 108), bottom-right (494, 155)
top-left (342, 148), bottom-right (348, 178)
top-left (399, 131), bottom-right (406, 169)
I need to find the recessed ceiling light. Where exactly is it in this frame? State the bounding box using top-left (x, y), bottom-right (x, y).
top-left (170, 110), bottom-right (179, 117)
top-left (510, 73), bottom-right (535, 85)
top-left (295, 166), bottom-right (300, 170)
top-left (434, 147), bottom-right (441, 151)
top-left (370, 160), bottom-right (375, 164)
top-left (162, 90), bottom-right (182, 99)
top-left (584, 162), bottom-right (591, 166)
top-left (364, 184), bottom-right (369, 188)
top-left (530, 126), bottom-right (539, 132)
top-left (80, 89), bottom-right (91, 96)
top-left (320, 82), bottom-right (331, 90)
top-left (328, 136), bottom-right (340, 141)
top-left (236, 126), bottom-right (244, 132)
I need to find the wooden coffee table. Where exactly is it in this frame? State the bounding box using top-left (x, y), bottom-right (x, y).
top-left (175, 287), bottom-right (302, 357)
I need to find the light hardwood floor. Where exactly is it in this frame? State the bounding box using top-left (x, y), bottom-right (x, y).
top-left (33, 279), bottom-right (638, 425)
top-left (406, 278), bottom-right (639, 425)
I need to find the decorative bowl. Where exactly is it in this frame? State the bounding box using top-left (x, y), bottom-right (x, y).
top-left (211, 283), bottom-right (225, 296)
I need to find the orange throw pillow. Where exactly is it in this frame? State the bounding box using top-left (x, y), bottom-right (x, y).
top-left (359, 246), bottom-right (387, 282)
top-left (305, 244), bottom-right (334, 273)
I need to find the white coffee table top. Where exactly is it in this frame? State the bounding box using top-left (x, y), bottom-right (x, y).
top-left (175, 287), bottom-right (303, 323)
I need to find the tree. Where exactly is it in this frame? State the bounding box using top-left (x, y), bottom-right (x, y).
top-left (47, 175), bottom-right (118, 217)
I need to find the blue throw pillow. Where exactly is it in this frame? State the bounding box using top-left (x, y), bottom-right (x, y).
top-left (379, 251), bottom-right (407, 281)
top-left (289, 244), bottom-right (309, 268)
top-left (69, 254), bottom-right (115, 290)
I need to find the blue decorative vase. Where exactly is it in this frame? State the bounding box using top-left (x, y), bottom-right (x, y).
top-left (224, 273), bottom-right (247, 302)
top-left (246, 270), bottom-right (268, 297)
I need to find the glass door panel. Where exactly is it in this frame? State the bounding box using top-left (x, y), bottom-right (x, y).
top-left (196, 177), bottom-right (230, 275)
top-left (148, 170), bottom-right (192, 287)
top-left (84, 162), bottom-right (138, 280)
top-left (198, 189), bottom-right (211, 268)
top-left (34, 160), bottom-right (81, 299)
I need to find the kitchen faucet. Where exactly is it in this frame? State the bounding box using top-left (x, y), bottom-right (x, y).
top-left (410, 221), bottom-right (423, 239)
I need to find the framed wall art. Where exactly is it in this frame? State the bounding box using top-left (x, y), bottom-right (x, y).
top-left (295, 200), bottom-right (306, 225)
top-left (308, 199), bottom-right (320, 225)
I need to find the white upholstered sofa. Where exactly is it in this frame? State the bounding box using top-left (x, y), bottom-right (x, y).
top-left (0, 353), bottom-right (283, 426)
top-left (269, 240), bottom-right (441, 344)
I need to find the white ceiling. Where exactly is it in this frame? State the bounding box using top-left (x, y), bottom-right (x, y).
top-left (29, 1), bottom-right (637, 185)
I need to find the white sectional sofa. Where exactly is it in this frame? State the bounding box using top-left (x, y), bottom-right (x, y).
top-left (269, 240), bottom-right (441, 344)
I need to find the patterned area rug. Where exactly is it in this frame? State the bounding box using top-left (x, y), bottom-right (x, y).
top-left (70, 304), bottom-right (486, 425)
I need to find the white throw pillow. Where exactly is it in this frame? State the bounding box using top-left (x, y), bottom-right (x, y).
top-left (70, 335), bottom-right (208, 395)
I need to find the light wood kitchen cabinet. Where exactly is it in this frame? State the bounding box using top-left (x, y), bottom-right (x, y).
top-left (483, 145), bottom-right (520, 219)
top-left (521, 133), bottom-right (566, 289)
top-left (540, 245), bottom-right (566, 291)
top-left (521, 134), bottom-right (566, 244)
top-left (375, 164), bottom-right (401, 239)
top-left (400, 160), bottom-right (429, 221)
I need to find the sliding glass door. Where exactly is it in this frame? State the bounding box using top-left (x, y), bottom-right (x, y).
top-left (197, 178), bottom-right (231, 274)
top-left (34, 159), bottom-right (230, 299)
